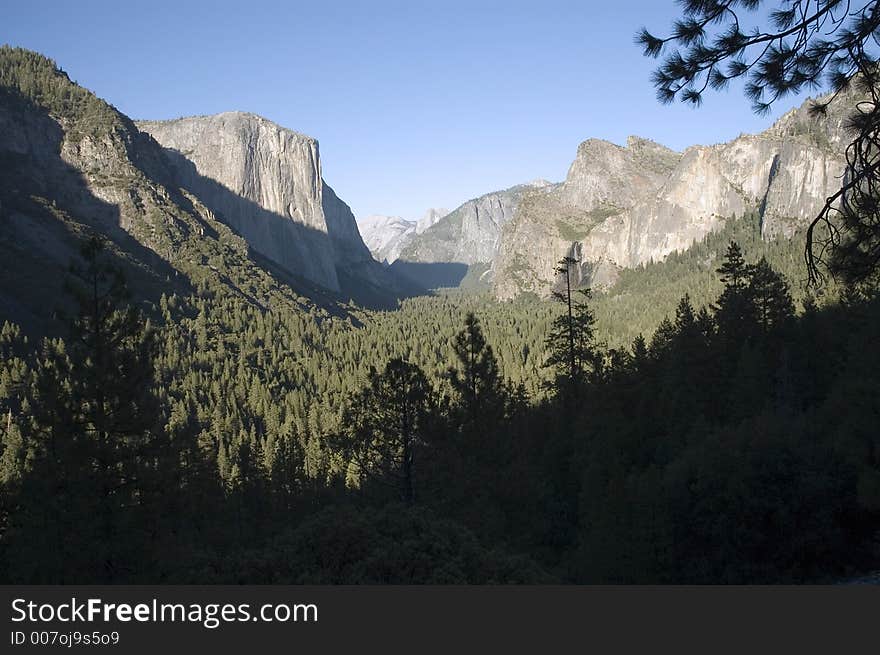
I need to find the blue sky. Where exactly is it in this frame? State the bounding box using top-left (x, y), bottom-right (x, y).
top-left (3, 1), bottom-right (814, 221)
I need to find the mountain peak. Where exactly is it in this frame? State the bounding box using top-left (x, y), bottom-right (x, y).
top-left (416, 207), bottom-right (449, 234)
top-left (357, 215), bottom-right (417, 264)
top-left (626, 134), bottom-right (677, 153)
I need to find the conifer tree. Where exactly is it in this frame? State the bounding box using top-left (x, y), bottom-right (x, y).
top-left (631, 334), bottom-right (649, 370)
top-left (341, 358), bottom-right (435, 504)
top-left (545, 286), bottom-right (598, 398)
top-left (447, 312), bottom-right (503, 421)
top-left (551, 255), bottom-right (580, 382)
top-left (717, 241), bottom-right (748, 290)
top-left (747, 256), bottom-right (795, 334)
top-left (714, 241), bottom-right (757, 339)
top-left (648, 317), bottom-right (676, 360)
top-left (673, 294), bottom-right (701, 347)
top-left (4, 236), bottom-right (164, 581)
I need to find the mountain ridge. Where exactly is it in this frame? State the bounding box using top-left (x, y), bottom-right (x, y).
top-left (0, 45), bottom-right (860, 312)
top-left (0, 46), bottom-right (413, 332)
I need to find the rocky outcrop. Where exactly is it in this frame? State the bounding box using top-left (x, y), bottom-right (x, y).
top-left (492, 93), bottom-right (852, 300)
top-left (493, 139), bottom-right (680, 299)
top-left (400, 181), bottom-right (555, 268)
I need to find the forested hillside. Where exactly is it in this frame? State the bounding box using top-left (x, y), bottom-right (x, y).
top-left (1, 46), bottom-right (878, 586)
top-left (0, 46), bottom-right (403, 337)
top-left (1, 225), bottom-right (877, 582)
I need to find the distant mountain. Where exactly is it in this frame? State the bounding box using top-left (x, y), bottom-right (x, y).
top-left (415, 207), bottom-right (448, 234)
top-left (358, 214), bottom-right (418, 264)
top-left (357, 207), bottom-right (450, 264)
top-left (393, 181), bottom-right (556, 290)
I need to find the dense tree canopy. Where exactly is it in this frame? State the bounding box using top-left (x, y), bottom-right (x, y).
top-left (2, 227), bottom-right (877, 583)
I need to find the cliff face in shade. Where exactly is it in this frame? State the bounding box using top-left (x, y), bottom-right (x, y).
top-left (0, 46), bottom-right (415, 333)
top-left (492, 91), bottom-right (853, 300)
top-left (1, 48), bottom-right (347, 333)
top-left (138, 112), bottom-right (402, 297)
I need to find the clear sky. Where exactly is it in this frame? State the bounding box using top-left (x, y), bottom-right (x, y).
top-left (3, 0), bottom-right (814, 222)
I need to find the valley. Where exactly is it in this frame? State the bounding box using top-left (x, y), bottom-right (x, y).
top-left (1, 45), bottom-right (878, 585)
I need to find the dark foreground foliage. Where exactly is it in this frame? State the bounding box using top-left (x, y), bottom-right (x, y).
top-left (1, 236), bottom-right (879, 583)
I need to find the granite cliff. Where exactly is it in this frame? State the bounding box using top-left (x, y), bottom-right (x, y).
top-left (0, 47), bottom-right (413, 333)
top-left (137, 113), bottom-right (411, 299)
top-left (492, 92), bottom-right (852, 300)
top-left (0, 46), bottom-right (858, 314)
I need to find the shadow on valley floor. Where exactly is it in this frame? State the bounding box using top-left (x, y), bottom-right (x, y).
top-left (389, 260), bottom-right (470, 290)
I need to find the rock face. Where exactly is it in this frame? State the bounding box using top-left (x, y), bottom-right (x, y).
top-left (400, 180), bottom-right (555, 268)
top-left (138, 113), bottom-right (388, 294)
top-left (1, 47), bottom-right (416, 332)
top-left (492, 94), bottom-right (852, 300)
top-left (1, 49), bottom-right (302, 331)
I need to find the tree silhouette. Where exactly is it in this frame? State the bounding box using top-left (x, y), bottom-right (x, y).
top-left (748, 256), bottom-right (796, 332)
top-left (3, 236), bottom-right (163, 581)
top-left (714, 241), bottom-right (758, 339)
top-left (447, 312), bottom-right (503, 422)
top-left (341, 358), bottom-right (435, 504)
top-left (545, 258), bottom-right (599, 397)
top-left (552, 256), bottom-right (580, 383)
